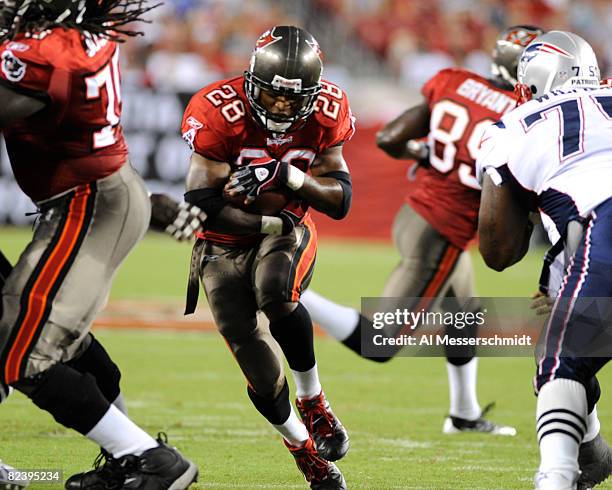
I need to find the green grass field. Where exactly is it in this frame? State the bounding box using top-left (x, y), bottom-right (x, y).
top-left (1, 227), bottom-right (610, 489)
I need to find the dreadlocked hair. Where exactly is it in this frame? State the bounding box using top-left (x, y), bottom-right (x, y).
top-left (1, 0), bottom-right (160, 44)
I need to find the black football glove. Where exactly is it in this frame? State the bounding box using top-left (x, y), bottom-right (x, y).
top-left (149, 193), bottom-right (207, 242)
top-left (225, 157), bottom-right (288, 202)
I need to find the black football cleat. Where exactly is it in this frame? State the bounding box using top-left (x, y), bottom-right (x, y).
top-left (296, 391), bottom-right (349, 462)
top-left (578, 433), bottom-right (612, 490)
top-left (65, 435), bottom-right (198, 490)
top-left (284, 437), bottom-right (346, 490)
top-left (64, 449), bottom-right (131, 489)
top-left (121, 434), bottom-right (198, 490)
top-left (442, 402), bottom-right (517, 436)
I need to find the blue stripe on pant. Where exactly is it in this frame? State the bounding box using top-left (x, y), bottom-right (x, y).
top-left (536, 197), bottom-right (612, 393)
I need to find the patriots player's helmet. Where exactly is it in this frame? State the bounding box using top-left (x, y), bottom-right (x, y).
top-left (491, 25), bottom-right (544, 87)
top-left (517, 31), bottom-right (600, 102)
top-left (244, 25), bottom-right (323, 134)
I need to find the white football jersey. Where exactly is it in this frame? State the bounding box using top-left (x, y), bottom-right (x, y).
top-left (476, 86), bottom-right (612, 237)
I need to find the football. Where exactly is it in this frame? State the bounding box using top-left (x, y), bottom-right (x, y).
top-left (223, 188), bottom-right (291, 215)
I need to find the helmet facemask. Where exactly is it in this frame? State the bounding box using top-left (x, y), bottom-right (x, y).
top-left (244, 70), bottom-right (321, 133)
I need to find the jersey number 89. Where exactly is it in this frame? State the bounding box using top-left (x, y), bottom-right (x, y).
top-left (429, 100), bottom-right (494, 190)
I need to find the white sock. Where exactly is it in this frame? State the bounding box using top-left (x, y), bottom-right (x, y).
top-left (300, 289), bottom-right (359, 341)
top-left (292, 364), bottom-right (322, 400)
top-left (537, 378), bottom-right (586, 478)
top-left (447, 358), bottom-right (481, 420)
top-left (273, 409), bottom-right (310, 446)
top-left (86, 405), bottom-right (158, 458)
top-left (583, 405), bottom-right (601, 443)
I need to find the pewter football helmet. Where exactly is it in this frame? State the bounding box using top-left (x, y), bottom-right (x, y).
top-left (491, 25), bottom-right (543, 87)
top-left (518, 31), bottom-right (600, 97)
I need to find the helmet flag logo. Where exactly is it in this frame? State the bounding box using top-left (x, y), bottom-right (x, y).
top-left (523, 42), bottom-right (573, 61)
top-left (255, 28), bottom-right (282, 51)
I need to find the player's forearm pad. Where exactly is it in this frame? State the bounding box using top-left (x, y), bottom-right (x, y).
top-left (184, 188), bottom-right (226, 219)
top-left (321, 171), bottom-right (352, 219)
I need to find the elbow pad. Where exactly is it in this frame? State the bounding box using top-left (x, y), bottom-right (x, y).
top-left (184, 188), bottom-right (226, 219)
top-left (321, 171), bottom-right (352, 219)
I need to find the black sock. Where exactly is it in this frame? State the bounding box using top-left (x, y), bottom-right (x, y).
top-left (269, 303), bottom-right (316, 372)
top-left (444, 318), bottom-right (477, 365)
top-left (13, 363), bottom-right (110, 434)
top-left (66, 334), bottom-right (122, 403)
top-left (247, 379), bottom-right (291, 425)
top-left (343, 314), bottom-right (393, 363)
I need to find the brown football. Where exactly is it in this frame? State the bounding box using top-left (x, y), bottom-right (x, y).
top-left (223, 188), bottom-right (291, 215)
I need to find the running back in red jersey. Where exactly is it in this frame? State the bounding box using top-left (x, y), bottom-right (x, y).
top-left (0, 29), bottom-right (128, 201)
top-left (408, 68), bottom-right (517, 249)
top-left (181, 75), bottom-right (355, 245)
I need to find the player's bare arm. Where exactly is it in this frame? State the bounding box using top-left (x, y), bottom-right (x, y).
top-left (478, 173), bottom-right (532, 271)
top-left (293, 144), bottom-right (350, 219)
top-left (185, 152), bottom-right (268, 234)
top-left (0, 84), bottom-right (46, 127)
top-left (375, 102), bottom-right (430, 159)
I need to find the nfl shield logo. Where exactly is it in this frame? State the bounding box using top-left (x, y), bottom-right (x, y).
top-left (255, 168), bottom-right (269, 181)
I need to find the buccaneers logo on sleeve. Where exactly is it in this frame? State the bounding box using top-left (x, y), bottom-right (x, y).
top-left (1, 50), bottom-right (26, 82)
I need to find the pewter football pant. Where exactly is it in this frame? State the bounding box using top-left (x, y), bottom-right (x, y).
top-left (0, 164), bottom-right (150, 384)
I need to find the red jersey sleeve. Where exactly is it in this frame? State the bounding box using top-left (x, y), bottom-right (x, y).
top-left (421, 68), bottom-right (454, 104)
top-left (316, 81), bottom-right (356, 151)
top-left (181, 89), bottom-right (236, 162)
top-left (0, 41), bottom-right (52, 96)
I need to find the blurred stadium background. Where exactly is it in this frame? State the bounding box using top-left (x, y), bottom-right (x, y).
top-left (2, 1), bottom-right (612, 488)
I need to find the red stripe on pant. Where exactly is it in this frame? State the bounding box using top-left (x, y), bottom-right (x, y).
top-left (291, 215), bottom-right (318, 302)
top-left (396, 245), bottom-right (461, 338)
top-left (4, 185), bottom-right (92, 384)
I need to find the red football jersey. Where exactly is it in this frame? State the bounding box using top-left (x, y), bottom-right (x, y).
top-left (407, 68), bottom-right (517, 249)
top-left (0, 29), bottom-right (128, 201)
top-left (182, 75), bottom-right (355, 246)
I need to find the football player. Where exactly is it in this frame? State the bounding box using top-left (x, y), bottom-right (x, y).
top-left (0, 1), bottom-right (199, 489)
top-left (301, 25), bottom-right (542, 435)
top-left (477, 31), bottom-right (612, 490)
top-left (182, 26), bottom-right (353, 489)
top-left (532, 218), bottom-right (611, 490)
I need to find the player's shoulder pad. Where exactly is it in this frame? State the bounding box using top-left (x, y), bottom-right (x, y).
top-left (1, 29), bottom-right (115, 78)
top-left (184, 76), bottom-right (247, 138)
top-left (422, 68), bottom-right (472, 101)
top-left (430, 67), bottom-right (472, 84)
